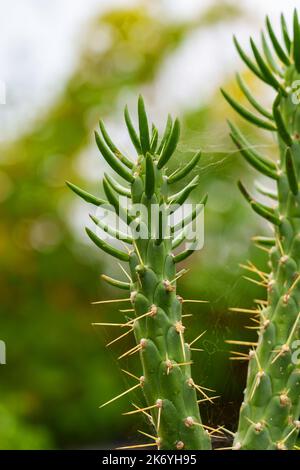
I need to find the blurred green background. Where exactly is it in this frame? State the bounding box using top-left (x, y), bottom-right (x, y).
top-left (0, 0), bottom-right (293, 449)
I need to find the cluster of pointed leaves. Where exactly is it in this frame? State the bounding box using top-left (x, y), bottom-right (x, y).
top-left (67, 96), bottom-right (204, 265)
top-left (222, 10), bottom-right (300, 223)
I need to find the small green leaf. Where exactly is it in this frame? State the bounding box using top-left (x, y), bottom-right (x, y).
top-left (266, 15), bottom-right (290, 65)
top-left (230, 132), bottom-right (278, 180)
top-left (237, 180), bottom-right (253, 203)
top-left (157, 118), bottom-right (180, 169)
top-left (272, 94), bottom-right (293, 146)
top-left (150, 126), bottom-right (159, 154)
top-left (124, 105), bottom-right (142, 155)
top-left (221, 88), bottom-right (277, 131)
top-left (157, 115), bottom-right (173, 154)
top-left (172, 229), bottom-right (187, 250)
top-left (104, 173), bottom-right (131, 197)
top-left (293, 9), bottom-right (300, 73)
top-left (86, 227), bottom-right (130, 261)
top-left (233, 35), bottom-right (266, 83)
top-left (238, 181), bottom-right (281, 225)
top-left (252, 236), bottom-right (276, 247)
top-left (171, 193), bottom-right (207, 234)
top-left (255, 182), bottom-right (278, 200)
top-left (250, 38), bottom-right (287, 95)
top-left (228, 120), bottom-right (276, 170)
top-left (236, 73), bottom-right (274, 119)
top-left (285, 147), bottom-right (299, 195)
top-left (261, 32), bottom-right (283, 77)
top-left (99, 120), bottom-right (134, 169)
top-left (251, 203), bottom-right (281, 225)
top-left (95, 131), bottom-right (134, 183)
top-left (66, 181), bottom-right (106, 206)
top-left (103, 177), bottom-right (132, 225)
top-left (173, 244), bottom-right (196, 263)
top-left (138, 95), bottom-right (150, 154)
top-left (90, 214), bottom-right (133, 244)
top-left (168, 151), bottom-right (201, 184)
top-left (168, 175), bottom-right (199, 206)
top-left (281, 13), bottom-right (291, 53)
top-left (145, 153), bottom-right (155, 198)
top-left (101, 274), bottom-right (130, 290)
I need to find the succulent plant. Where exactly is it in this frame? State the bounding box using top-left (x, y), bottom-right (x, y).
top-left (67, 10), bottom-right (300, 451)
top-left (222, 11), bottom-right (300, 450)
top-left (67, 96), bottom-right (212, 450)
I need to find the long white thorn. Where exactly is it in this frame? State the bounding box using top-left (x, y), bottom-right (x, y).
top-left (106, 328), bottom-right (133, 347)
top-left (99, 382), bottom-right (141, 409)
top-left (118, 263), bottom-right (132, 282)
top-left (189, 330), bottom-right (207, 347)
top-left (91, 298), bottom-right (131, 305)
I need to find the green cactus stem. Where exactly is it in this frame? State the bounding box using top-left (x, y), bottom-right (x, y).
top-left (223, 11), bottom-right (300, 450)
top-left (67, 96), bottom-right (212, 450)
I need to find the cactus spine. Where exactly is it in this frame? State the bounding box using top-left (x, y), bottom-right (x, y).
top-left (67, 97), bottom-right (212, 450)
top-left (223, 11), bottom-right (300, 450)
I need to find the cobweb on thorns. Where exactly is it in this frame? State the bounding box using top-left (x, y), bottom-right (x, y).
top-left (174, 126), bottom-right (278, 178)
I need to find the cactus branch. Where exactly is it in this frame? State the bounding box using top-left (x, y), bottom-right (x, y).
top-left (225, 11), bottom-right (300, 450)
top-left (68, 98), bottom-right (211, 450)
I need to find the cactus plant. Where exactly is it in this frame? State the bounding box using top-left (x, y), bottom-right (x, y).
top-left (222, 11), bottom-right (300, 450)
top-left (67, 97), bottom-right (212, 450)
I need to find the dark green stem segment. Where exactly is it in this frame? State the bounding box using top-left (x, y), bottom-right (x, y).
top-left (226, 11), bottom-right (300, 450)
top-left (68, 97), bottom-right (211, 450)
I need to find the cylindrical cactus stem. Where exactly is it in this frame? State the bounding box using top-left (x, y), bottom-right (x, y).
top-left (67, 96), bottom-right (211, 450)
top-left (128, 247), bottom-right (209, 450)
top-left (224, 11), bottom-right (300, 450)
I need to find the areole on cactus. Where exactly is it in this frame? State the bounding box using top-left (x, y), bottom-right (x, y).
top-left (67, 96), bottom-right (212, 450)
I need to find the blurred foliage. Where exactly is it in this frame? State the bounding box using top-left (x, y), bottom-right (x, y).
top-left (0, 404), bottom-right (52, 450)
top-left (0, 1), bottom-right (275, 448)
